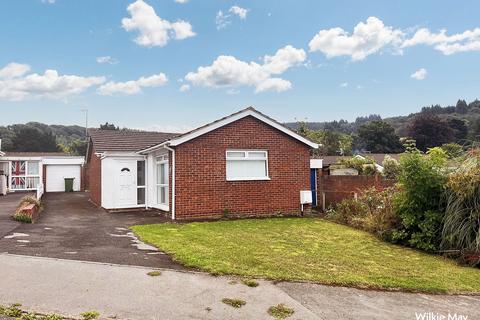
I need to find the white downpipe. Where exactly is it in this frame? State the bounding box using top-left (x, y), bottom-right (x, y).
top-left (165, 146), bottom-right (175, 220)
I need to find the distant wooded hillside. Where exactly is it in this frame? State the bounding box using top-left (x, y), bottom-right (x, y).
top-left (285, 99), bottom-right (480, 138)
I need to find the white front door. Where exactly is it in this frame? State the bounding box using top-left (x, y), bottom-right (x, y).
top-left (117, 160), bottom-right (136, 207)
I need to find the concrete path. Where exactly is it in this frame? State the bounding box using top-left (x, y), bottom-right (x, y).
top-left (1, 254), bottom-right (479, 320)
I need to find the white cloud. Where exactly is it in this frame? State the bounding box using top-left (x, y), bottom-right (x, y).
top-left (0, 63), bottom-right (31, 79)
top-left (216, 6), bottom-right (248, 29)
top-left (122, 0), bottom-right (195, 47)
top-left (410, 68), bottom-right (427, 80)
top-left (185, 45), bottom-right (306, 93)
top-left (229, 6), bottom-right (248, 20)
top-left (179, 84), bottom-right (190, 92)
top-left (215, 10), bottom-right (231, 30)
top-left (96, 56), bottom-right (118, 65)
top-left (174, 0), bottom-right (188, 3)
top-left (340, 82), bottom-right (348, 88)
top-left (309, 17), bottom-right (404, 61)
top-left (402, 27), bottom-right (480, 55)
top-left (97, 73), bottom-right (168, 95)
top-left (41, 0), bottom-right (55, 4)
top-left (0, 63), bottom-right (105, 101)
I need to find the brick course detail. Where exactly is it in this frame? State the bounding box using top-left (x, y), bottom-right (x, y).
top-left (86, 147), bottom-right (101, 206)
top-left (317, 174), bottom-right (394, 210)
top-left (173, 115), bottom-right (311, 220)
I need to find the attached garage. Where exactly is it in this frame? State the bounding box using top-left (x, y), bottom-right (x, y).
top-left (0, 152), bottom-right (84, 194)
top-left (42, 157), bottom-right (84, 193)
top-left (46, 165), bottom-right (81, 192)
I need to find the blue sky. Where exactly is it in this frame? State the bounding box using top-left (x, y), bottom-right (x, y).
top-left (1, 0), bottom-right (479, 132)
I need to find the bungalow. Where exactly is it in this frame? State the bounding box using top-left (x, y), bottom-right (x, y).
top-left (85, 107), bottom-right (318, 220)
top-left (0, 151), bottom-right (85, 195)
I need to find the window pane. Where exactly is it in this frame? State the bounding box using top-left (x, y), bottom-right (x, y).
top-left (11, 161), bottom-right (25, 176)
top-left (137, 188), bottom-right (145, 205)
top-left (227, 151), bottom-right (245, 158)
top-left (226, 160), bottom-right (267, 179)
top-left (248, 151), bottom-right (267, 159)
top-left (157, 186), bottom-right (168, 205)
top-left (137, 161), bottom-right (145, 186)
top-left (27, 161), bottom-right (39, 175)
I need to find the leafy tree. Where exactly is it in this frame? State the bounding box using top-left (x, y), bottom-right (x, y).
top-left (357, 120), bottom-right (403, 153)
top-left (440, 143), bottom-right (464, 159)
top-left (470, 117), bottom-right (480, 141)
top-left (0, 127), bottom-right (15, 151)
top-left (447, 118), bottom-right (468, 142)
top-left (455, 99), bottom-right (468, 114)
top-left (64, 139), bottom-right (87, 156)
top-left (382, 155), bottom-right (400, 179)
top-left (308, 130), bottom-right (353, 156)
top-left (297, 123), bottom-right (353, 156)
top-left (99, 122), bottom-right (119, 130)
top-left (407, 114), bottom-right (455, 151)
top-left (393, 148), bottom-right (447, 251)
top-left (10, 127), bottom-right (59, 152)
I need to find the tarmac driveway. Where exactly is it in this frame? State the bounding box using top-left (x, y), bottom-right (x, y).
top-left (0, 192), bottom-right (34, 238)
top-left (0, 192), bottom-right (185, 269)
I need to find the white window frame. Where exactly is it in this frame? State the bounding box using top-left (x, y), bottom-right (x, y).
top-left (226, 150), bottom-right (270, 181)
top-left (136, 160), bottom-right (146, 205)
top-left (10, 160), bottom-right (41, 191)
top-left (156, 155), bottom-right (169, 211)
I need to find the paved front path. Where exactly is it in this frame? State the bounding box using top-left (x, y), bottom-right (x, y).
top-left (1, 254), bottom-right (479, 320)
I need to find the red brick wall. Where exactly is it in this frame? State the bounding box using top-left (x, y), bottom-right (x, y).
top-left (173, 115), bottom-right (311, 220)
top-left (42, 165), bottom-right (46, 190)
top-left (86, 147), bottom-right (101, 206)
top-left (317, 175), bottom-right (395, 210)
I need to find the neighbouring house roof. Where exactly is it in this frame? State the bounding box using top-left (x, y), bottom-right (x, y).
top-left (138, 107), bottom-right (319, 153)
top-left (319, 153), bottom-right (402, 167)
top-left (0, 152), bottom-right (70, 158)
top-left (359, 153), bottom-right (401, 165)
top-left (88, 129), bottom-right (179, 153)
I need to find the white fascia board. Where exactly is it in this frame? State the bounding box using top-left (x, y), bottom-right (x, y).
top-left (100, 152), bottom-right (145, 160)
top-left (42, 157), bottom-right (85, 165)
top-left (168, 110), bottom-right (319, 148)
top-left (136, 142), bottom-right (169, 155)
top-left (1, 156), bottom-right (43, 161)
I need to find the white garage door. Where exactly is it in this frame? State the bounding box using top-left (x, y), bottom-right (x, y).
top-left (46, 165), bottom-right (81, 192)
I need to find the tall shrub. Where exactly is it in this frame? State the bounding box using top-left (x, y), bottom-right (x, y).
top-left (441, 150), bottom-right (480, 255)
top-left (393, 148), bottom-right (447, 251)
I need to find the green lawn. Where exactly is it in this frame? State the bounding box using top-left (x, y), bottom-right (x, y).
top-left (131, 218), bottom-right (480, 294)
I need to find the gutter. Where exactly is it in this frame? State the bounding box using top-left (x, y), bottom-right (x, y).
top-left (164, 145), bottom-right (176, 220)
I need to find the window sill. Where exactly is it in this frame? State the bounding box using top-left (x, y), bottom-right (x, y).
top-left (226, 177), bottom-right (271, 182)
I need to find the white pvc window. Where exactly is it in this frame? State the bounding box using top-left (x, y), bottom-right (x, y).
top-left (156, 156), bottom-right (169, 208)
top-left (226, 150), bottom-right (269, 181)
top-left (10, 160), bottom-right (40, 190)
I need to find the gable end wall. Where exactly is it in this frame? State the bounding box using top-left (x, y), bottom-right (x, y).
top-left (174, 115), bottom-right (311, 220)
